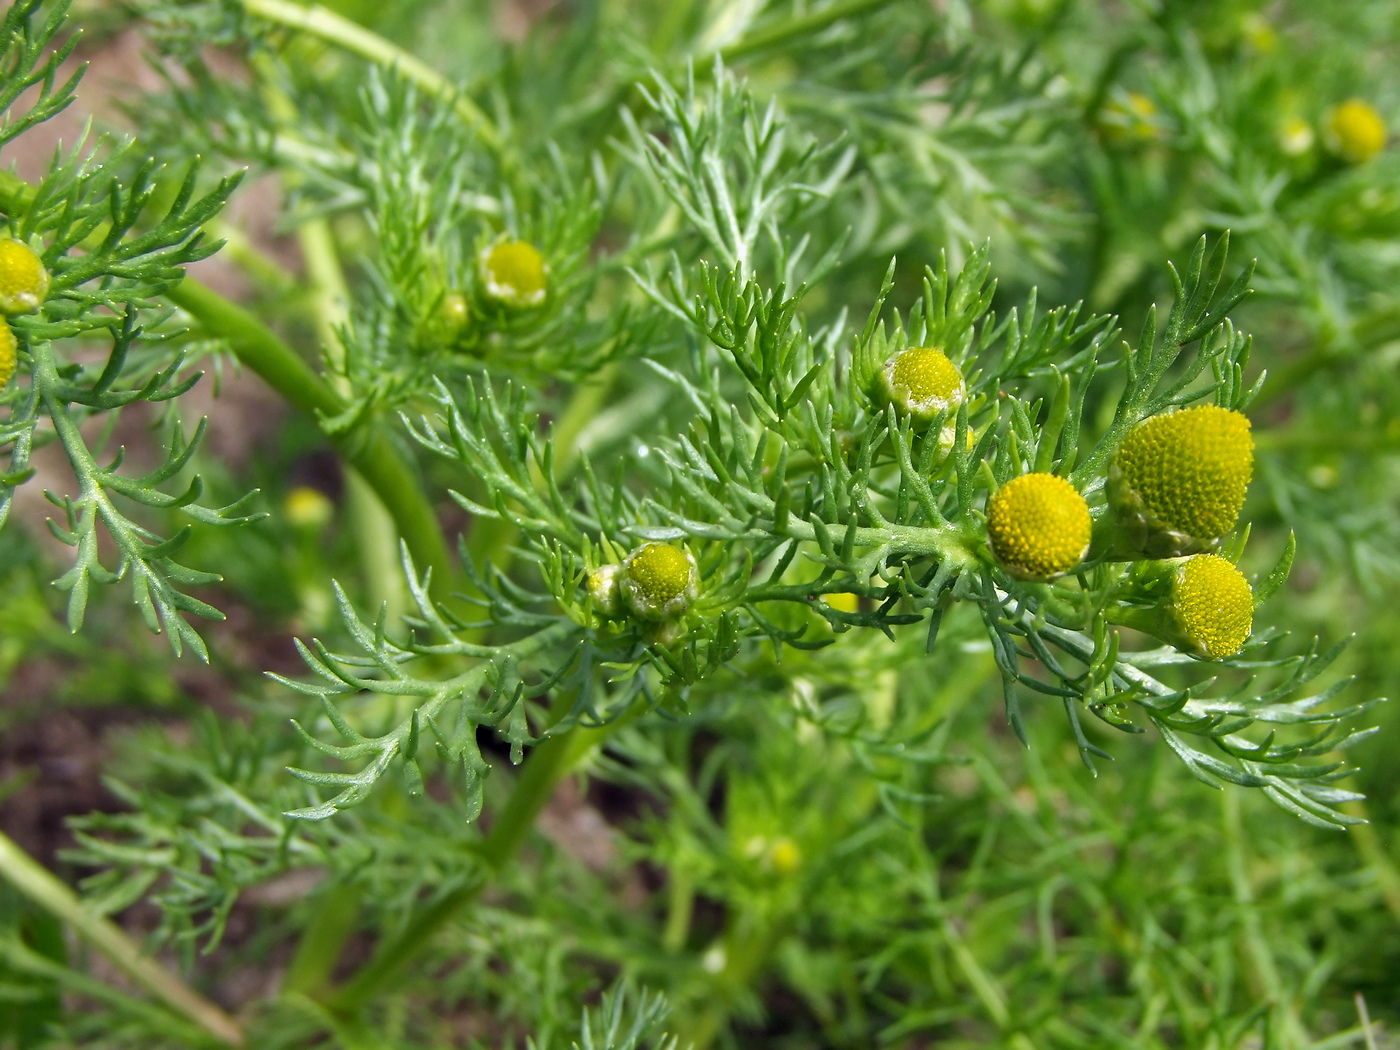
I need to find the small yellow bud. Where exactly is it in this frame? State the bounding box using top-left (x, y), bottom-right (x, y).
top-left (480, 239), bottom-right (547, 308)
top-left (1325, 99), bottom-right (1386, 164)
top-left (620, 542), bottom-right (699, 621)
top-left (1099, 92), bottom-right (1161, 143)
top-left (986, 472), bottom-right (1092, 580)
top-left (0, 322), bottom-right (16, 387)
top-left (880, 346), bottom-right (965, 421)
top-left (441, 291), bottom-right (469, 328)
top-left (1172, 554), bottom-right (1253, 660)
top-left (283, 486), bottom-right (334, 531)
top-left (768, 837), bottom-right (801, 876)
top-left (0, 238), bottom-right (49, 315)
top-left (1112, 405), bottom-right (1253, 554)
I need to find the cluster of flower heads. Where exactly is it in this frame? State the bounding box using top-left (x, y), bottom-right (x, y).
top-left (0, 237), bottom-right (48, 387)
top-left (586, 338), bottom-right (1256, 664)
top-left (966, 374), bottom-right (1257, 662)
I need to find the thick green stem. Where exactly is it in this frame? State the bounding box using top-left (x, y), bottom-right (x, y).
top-left (0, 830), bottom-right (244, 1046)
top-left (163, 279), bottom-right (455, 598)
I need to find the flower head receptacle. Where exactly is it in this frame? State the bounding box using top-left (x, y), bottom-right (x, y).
top-left (480, 239), bottom-right (547, 308)
top-left (620, 542), bottom-right (699, 622)
top-left (0, 238), bottom-right (49, 316)
top-left (0, 322), bottom-right (16, 388)
top-left (1172, 554), bottom-right (1253, 660)
top-left (1325, 98), bottom-right (1387, 164)
top-left (986, 472), bottom-right (1092, 580)
top-left (1109, 404), bottom-right (1253, 558)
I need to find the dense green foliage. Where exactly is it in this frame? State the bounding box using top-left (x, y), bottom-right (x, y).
top-left (0, 0), bottom-right (1397, 1046)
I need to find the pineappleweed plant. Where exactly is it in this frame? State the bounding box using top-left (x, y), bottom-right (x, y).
top-left (0, 0), bottom-right (1396, 1047)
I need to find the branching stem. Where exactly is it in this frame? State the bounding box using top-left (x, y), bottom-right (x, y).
top-left (0, 830), bottom-right (245, 1046)
top-left (240, 0), bottom-right (501, 151)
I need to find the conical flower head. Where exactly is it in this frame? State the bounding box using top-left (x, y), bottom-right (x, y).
top-left (1325, 98), bottom-right (1386, 164)
top-left (1172, 554), bottom-right (1253, 660)
top-left (1111, 405), bottom-right (1253, 556)
top-left (0, 238), bottom-right (48, 316)
top-left (880, 346), bottom-right (964, 422)
top-left (620, 542), bottom-right (699, 622)
top-left (986, 473), bottom-right (1092, 580)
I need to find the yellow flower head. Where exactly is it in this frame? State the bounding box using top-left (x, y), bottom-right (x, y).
top-left (768, 837), bottom-right (801, 876)
top-left (283, 486), bottom-right (334, 531)
top-left (0, 238), bottom-right (49, 316)
top-left (1114, 405), bottom-right (1253, 545)
top-left (1172, 554), bottom-right (1253, 660)
top-left (986, 472), bottom-right (1092, 579)
top-left (880, 346), bottom-right (965, 421)
top-left (621, 542), bottom-right (699, 621)
top-left (0, 322), bottom-right (16, 388)
top-left (1100, 92), bottom-right (1161, 143)
top-left (1325, 98), bottom-right (1386, 164)
top-left (480, 239), bottom-right (547, 308)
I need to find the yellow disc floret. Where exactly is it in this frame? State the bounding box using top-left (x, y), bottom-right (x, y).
top-left (1325, 98), bottom-right (1386, 164)
top-left (0, 322), bottom-right (16, 388)
top-left (1114, 405), bottom-right (1253, 543)
top-left (480, 239), bottom-right (547, 308)
top-left (986, 473), bottom-right (1092, 579)
top-left (881, 346), bottom-right (965, 420)
top-left (0, 238), bottom-right (49, 316)
top-left (621, 542), bottom-right (698, 621)
top-left (1172, 554), bottom-right (1253, 660)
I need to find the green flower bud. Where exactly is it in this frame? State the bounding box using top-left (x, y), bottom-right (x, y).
top-left (1172, 554), bottom-right (1253, 660)
top-left (1109, 405), bottom-right (1253, 558)
top-left (986, 472), bottom-right (1092, 580)
top-left (480, 239), bottom-right (547, 308)
top-left (620, 542), bottom-right (698, 621)
top-left (0, 238), bottom-right (49, 316)
top-left (587, 563), bottom-right (624, 618)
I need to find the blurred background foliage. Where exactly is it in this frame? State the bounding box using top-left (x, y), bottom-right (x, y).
top-left (1, 0), bottom-right (1399, 1047)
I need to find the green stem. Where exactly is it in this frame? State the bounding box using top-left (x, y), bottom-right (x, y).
top-left (0, 830), bottom-right (244, 1046)
top-left (164, 279), bottom-right (455, 598)
top-left (293, 213), bottom-right (407, 622)
top-left (325, 718), bottom-right (620, 1012)
top-left (240, 0), bottom-right (500, 152)
top-left (718, 0), bottom-right (890, 62)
